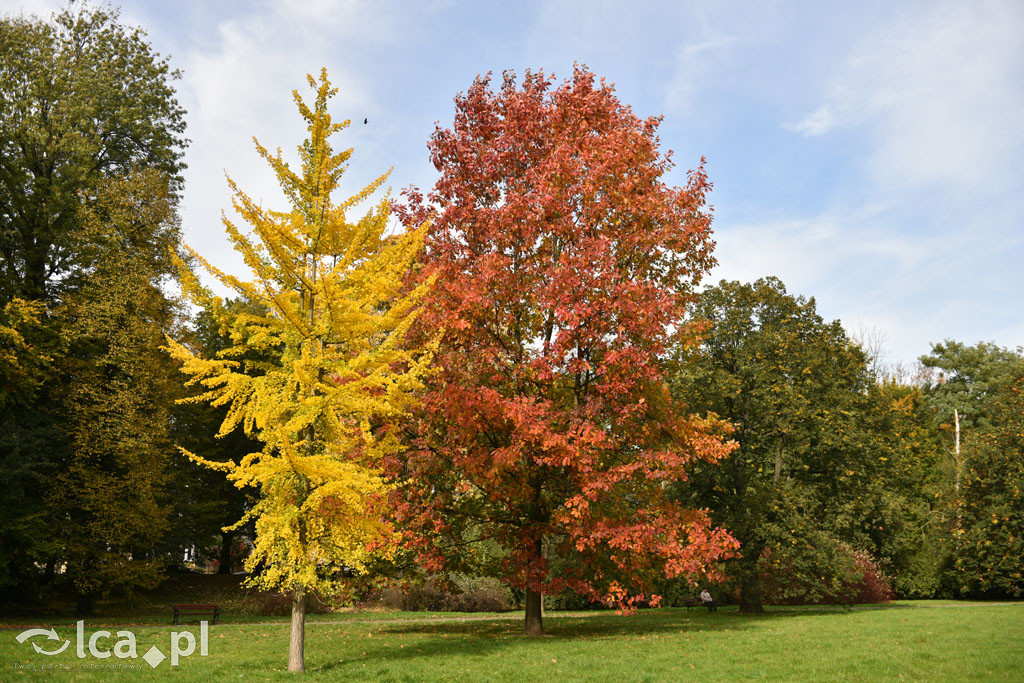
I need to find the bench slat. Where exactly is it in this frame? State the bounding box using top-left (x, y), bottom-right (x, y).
top-left (172, 604), bottom-right (221, 625)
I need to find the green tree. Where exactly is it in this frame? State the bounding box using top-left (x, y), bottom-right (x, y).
top-left (921, 341), bottom-right (1023, 573)
top-left (670, 278), bottom-right (872, 612)
top-left (0, 297), bottom-right (62, 594)
top-left (0, 3), bottom-right (187, 301)
top-left (921, 340), bottom-right (1024, 431)
top-left (846, 380), bottom-right (949, 598)
top-left (1, 2), bottom-right (189, 602)
top-left (955, 370), bottom-right (1024, 597)
top-left (920, 341), bottom-right (1024, 596)
top-left (0, 3), bottom-right (188, 599)
top-left (48, 169), bottom-right (182, 614)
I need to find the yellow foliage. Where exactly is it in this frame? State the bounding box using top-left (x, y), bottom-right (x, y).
top-left (166, 69), bottom-right (435, 594)
top-left (0, 298), bottom-right (50, 404)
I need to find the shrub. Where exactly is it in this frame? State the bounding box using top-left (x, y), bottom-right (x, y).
top-left (849, 549), bottom-right (895, 604)
top-left (543, 589), bottom-right (605, 611)
top-left (759, 542), bottom-right (893, 606)
top-left (254, 589), bottom-right (344, 616)
top-left (371, 575), bottom-right (513, 612)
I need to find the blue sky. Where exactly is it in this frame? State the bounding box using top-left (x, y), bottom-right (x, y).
top-left (5, 0), bottom-right (1023, 369)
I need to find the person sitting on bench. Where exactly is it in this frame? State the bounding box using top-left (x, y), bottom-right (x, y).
top-left (700, 588), bottom-right (718, 612)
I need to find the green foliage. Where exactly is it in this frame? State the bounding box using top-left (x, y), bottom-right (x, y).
top-left (542, 588), bottom-right (606, 611)
top-left (374, 575), bottom-right (514, 613)
top-left (918, 341), bottom-right (1024, 597)
top-left (0, 298), bottom-right (49, 406)
top-left (756, 486), bottom-right (864, 607)
top-left (921, 340), bottom-right (1024, 431)
top-left (0, 3), bottom-right (188, 602)
top-left (953, 372), bottom-right (1024, 597)
top-left (669, 277), bottom-right (873, 611)
top-left (0, 299), bottom-right (61, 591)
top-left (758, 533), bottom-right (894, 606)
top-left (851, 382), bottom-right (951, 598)
top-left (47, 169), bottom-right (182, 607)
top-left (0, 3), bottom-right (187, 301)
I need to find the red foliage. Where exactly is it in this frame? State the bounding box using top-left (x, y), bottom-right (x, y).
top-left (387, 66), bottom-right (738, 611)
top-left (849, 549), bottom-right (895, 604)
top-left (758, 545), bottom-right (894, 606)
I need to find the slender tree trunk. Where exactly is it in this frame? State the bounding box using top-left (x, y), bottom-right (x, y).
top-left (74, 556), bottom-right (97, 616)
top-left (75, 591), bottom-right (96, 617)
top-left (288, 250), bottom-right (316, 674)
top-left (737, 543), bottom-right (765, 615)
top-left (953, 408), bottom-right (963, 550)
top-left (524, 588), bottom-right (545, 636)
top-left (739, 567), bottom-right (764, 615)
top-left (218, 530), bottom-right (234, 574)
top-left (42, 557), bottom-right (56, 585)
top-left (522, 468), bottom-right (549, 637)
top-left (288, 585), bottom-right (306, 672)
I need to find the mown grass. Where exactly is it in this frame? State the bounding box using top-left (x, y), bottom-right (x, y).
top-left (2, 602), bottom-right (1021, 680)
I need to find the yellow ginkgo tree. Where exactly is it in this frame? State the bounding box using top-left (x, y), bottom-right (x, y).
top-left (165, 69), bottom-right (434, 673)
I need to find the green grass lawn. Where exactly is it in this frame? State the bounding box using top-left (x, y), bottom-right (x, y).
top-left (2, 602), bottom-right (1022, 680)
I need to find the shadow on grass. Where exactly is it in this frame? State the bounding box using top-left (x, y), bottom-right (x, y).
top-left (310, 607), bottom-right (843, 673)
top-left (310, 602), bottom-right (959, 674)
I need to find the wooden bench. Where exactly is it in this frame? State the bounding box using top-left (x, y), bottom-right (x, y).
top-left (172, 603), bottom-right (221, 625)
top-left (684, 597), bottom-right (702, 610)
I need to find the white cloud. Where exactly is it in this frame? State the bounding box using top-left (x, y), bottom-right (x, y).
top-left (0, 0), bottom-right (59, 18)
top-left (173, 0), bottom-right (407, 286)
top-left (665, 36), bottom-right (736, 113)
top-left (786, 104), bottom-right (835, 137)
top-left (704, 208), bottom-right (995, 365)
top-left (710, 215), bottom-right (923, 294)
top-left (788, 1), bottom-right (1024, 193)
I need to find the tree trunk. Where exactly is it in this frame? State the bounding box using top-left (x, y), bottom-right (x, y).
top-left (42, 557), bottom-right (56, 585)
top-left (75, 591), bottom-right (95, 617)
top-left (739, 567), bottom-right (764, 614)
top-left (218, 530), bottom-right (234, 574)
top-left (288, 585), bottom-right (306, 672)
top-left (524, 588), bottom-right (545, 636)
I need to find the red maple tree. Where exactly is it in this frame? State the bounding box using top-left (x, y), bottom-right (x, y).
top-left (388, 67), bottom-right (738, 635)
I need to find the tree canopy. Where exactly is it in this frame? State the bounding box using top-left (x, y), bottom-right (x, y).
top-left (0, 4), bottom-right (188, 604)
top-left (670, 277), bottom-right (873, 612)
top-left (166, 69), bottom-right (435, 672)
top-left (50, 169), bottom-right (182, 612)
top-left (390, 67), bottom-right (738, 636)
top-left (0, 3), bottom-right (187, 301)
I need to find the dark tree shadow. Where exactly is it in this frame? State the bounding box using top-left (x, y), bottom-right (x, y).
top-left (312, 608), bottom-right (778, 673)
top-left (311, 603), bottom-right (939, 673)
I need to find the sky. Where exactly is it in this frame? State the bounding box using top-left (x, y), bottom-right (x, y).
top-left (4, 0), bottom-right (1023, 369)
